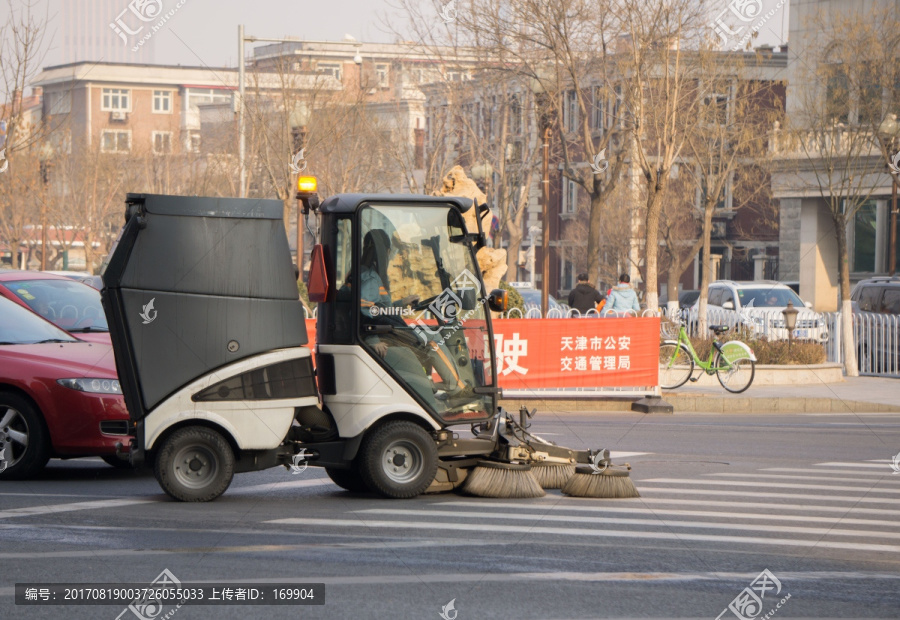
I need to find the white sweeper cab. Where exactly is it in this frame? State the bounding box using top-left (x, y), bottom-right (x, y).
top-left (101, 182), bottom-right (636, 502)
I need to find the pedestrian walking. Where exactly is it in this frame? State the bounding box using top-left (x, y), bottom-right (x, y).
top-left (603, 273), bottom-right (641, 316)
top-left (567, 273), bottom-right (604, 316)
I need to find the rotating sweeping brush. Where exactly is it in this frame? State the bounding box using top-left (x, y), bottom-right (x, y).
top-left (529, 462), bottom-right (576, 489)
top-left (461, 461), bottom-right (545, 498)
top-left (561, 465), bottom-right (640, 499)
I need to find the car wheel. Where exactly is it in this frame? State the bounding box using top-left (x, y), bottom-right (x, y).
top-left (358, 421), bottom-right (438, 499)
top-left (153, 426), bottom-right (234, 502)
top-left (0, 392), bottom-right (50, 480)
top-left (325, 465), bottom-right (369, 492)
top-left (101, 454), bottom-right (133, 469)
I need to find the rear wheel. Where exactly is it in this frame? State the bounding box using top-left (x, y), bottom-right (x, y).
top-left (154, 426), bottom-right (234, 502)
top-left (358, 421), bottom-right (437, 499)
top-left (659, 342), bottom-right (694, 389)
top-left (0, 393), bottom-right (50, 480)
top-left (715, 353), bottom-right (755, 393)
top-left (325, 466), bottom-right (369, 492)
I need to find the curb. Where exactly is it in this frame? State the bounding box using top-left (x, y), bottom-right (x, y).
top-left (501, 396), bottom-right (900, 414)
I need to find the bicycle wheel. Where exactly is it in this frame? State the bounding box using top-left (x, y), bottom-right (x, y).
top-left (714, 351), bottom-right (755, 393)
top-left (659, 342), bottom-right (694, 389)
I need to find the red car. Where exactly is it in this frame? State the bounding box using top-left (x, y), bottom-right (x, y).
top-left (0, 296), bottom-right (130, 479)
top-left (0, 270), bottom-right (110, 344)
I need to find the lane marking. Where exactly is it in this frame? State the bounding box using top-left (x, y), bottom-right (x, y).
top-left (0, 498), bottom-right (154, 519)
top-left (431, 501), bottom-right (900, 528)
top-left (814, 462), bottom-right (894, 469)
top-left (636, 487), bottom-right (900, 504)
top-left (266, 517), bottom-right (900, 553)
top-left (762, 467), bottom-right (893, 477)
top-left (356, 508), bottom-right (900, 540)
top-left (0, 539), bottom-right (509, 560)
top-left (642, 478), bottom-right (900, 494)
top-left (705, 473), bottom-right (900, 484)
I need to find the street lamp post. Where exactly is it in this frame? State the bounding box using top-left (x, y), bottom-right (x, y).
top-left (290, 102), bottom-right (311, 274)
top-left (877, 114), bottom-right (900, 276)
top-left (782, 300), bottom-right (799, 356)
top-left (531, 74), bottom-right (552, 316)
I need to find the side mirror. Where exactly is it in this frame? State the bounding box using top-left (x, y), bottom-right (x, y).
top-left (804, 301), bottom-right (813, 309)
top-left (487, 288), bottom-right (508, 313)
top-left (722, 301), bottom-right (734, 310)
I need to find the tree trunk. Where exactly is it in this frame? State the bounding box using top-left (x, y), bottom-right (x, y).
top-left (666, 260), bottom-right (680, 317)
top-left (643, 186), bottom-right (665, 311)
top-left (835, 214), bottom-right (858, 376)
top-left (698, 204), bottom-right (715, 336)
top-left (506, 226), bottom-right (523, 282)
top-left (586, 190), bottom-right (604, 286)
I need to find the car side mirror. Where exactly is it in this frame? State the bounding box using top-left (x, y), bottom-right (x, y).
top-left (804, 301), bottom-right (813, 309)
top-left (487, 289), bottom-right (508, 313)
top-left (722, 301), bottom-right (734, 310)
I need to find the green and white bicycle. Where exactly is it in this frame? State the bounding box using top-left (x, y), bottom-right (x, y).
top-left (659, 318), bottom-right (757, 393)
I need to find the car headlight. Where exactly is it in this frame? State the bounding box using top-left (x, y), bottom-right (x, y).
top-left (57, 378), bottom-right (122, 394)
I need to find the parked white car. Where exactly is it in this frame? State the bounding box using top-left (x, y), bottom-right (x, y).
top-left (688, 280), bottom-right (828, 342)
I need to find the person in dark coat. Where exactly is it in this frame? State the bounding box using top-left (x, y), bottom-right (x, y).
top-left (567, 273), bottom-right (604, 315)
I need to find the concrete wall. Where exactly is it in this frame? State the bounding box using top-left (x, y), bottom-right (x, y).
top-left (799, 198), bottom-right (838, 310)
top-left (779, 198), bottom-right (801, 281)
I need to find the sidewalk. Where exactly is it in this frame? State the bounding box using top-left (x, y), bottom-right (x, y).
top-left (501, 376), bottom-right (900, 414)
top-left (663, 375), bottom-right (900, 413)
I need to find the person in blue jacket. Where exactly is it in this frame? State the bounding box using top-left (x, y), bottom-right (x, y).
top-left (603, 273), bottom-right (641, 316)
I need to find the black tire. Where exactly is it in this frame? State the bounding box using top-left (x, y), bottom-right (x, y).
top-left (659, 342), bottom-right (694, 389)
top-left (358, 421), bottom-right (438, 499)
top-left (0, 392), bottom-right (50, 480)
top-left (101, 454), bottom-right (133, 469)
top-left (325, 466), bottom-right (369, 492)
top-left (153, 426), bottom-right (234, 502)
top-left (715, 353), bottom-right (756, 393)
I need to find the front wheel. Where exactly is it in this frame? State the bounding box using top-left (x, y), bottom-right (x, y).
top-left (659, 342), bottom-right (694, 389)
top-left (154, 426), bottom-right (234, 502)
top-left (715, 352), bottom-right (755, 393)
top-left (0, 393), bottom-right (50, 480)
top-left (358, 421), bottom-right (438, 499)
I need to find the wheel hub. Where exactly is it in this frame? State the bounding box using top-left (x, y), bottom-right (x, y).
top-left (173, 445), bottom-right (217, 488)
top-left (381, 440), bottom-right (422, 484)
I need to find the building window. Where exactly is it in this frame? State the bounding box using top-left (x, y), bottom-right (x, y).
top-left (47, 91), bottom-right (71, 115)
top-left (825, 65), bottom-right (850, 124)
top-left (697, 173), bottom-right (732, 211)
top-left (186, 88), bottom-right (232, 109)
top-left (446, 69), bottom-right (468, 82)
top-left (100, 130), bottom-right (130, 153)
top-left (188, 131), bottom-right (200, 153)
top-left (375, 63), bottom-right (390, 87)
top-left (153, 90), bottom-right (172, 113)
top-left (316, 63), bottom-right (342, 81)
top-left (703, 93), bottom-right (730, 126)
top-left (510, 95), bottom-right (522, 135)
top-left (852, 200), bottom-right (878, 273)
top-left (563, 90), bottom-right (578, 133)
top-left (101, 88), bottom-right (130, 112)
top-left (561, 178), bottom-right (578, 214)
top-left (591, 86), bottom-right (604, 130)
top-left (152, 131), bottom-right (173, 154)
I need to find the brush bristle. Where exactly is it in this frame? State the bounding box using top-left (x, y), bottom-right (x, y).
top-left (561, 471), bottom-right (640, 499)
top-left (530, 463), bottom-right (576, 489)
top-left (461, 464), bottom-right (545, 498)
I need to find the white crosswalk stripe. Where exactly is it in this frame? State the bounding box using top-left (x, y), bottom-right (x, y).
top-left (265, 460), bottom-right (900, 556)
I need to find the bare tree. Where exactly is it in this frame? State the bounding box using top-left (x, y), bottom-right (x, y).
top-left (686, 50), bottom-right (783, 331)
top-left (776, 6), bottom-right (900, 375)
top-left (614, 0), bottom-right (707, 310)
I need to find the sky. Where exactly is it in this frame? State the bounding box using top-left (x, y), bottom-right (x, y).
top-left (1, 0), bottom-right (789, 77)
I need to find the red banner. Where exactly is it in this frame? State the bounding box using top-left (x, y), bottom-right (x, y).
top-left (305, 317), bottom-right (659, 388)
top-left (492, 318), bottom-right (660, 389)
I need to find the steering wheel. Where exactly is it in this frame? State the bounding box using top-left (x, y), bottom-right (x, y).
top-left (59, 304), bottom-right (80, 322)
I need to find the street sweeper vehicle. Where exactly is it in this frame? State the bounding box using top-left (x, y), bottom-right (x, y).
top-left (101, 180), bottom-right (638, 502)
